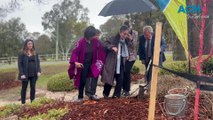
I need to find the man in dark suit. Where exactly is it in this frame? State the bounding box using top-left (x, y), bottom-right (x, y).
top-left (138, 26), bottom-right (167, 89)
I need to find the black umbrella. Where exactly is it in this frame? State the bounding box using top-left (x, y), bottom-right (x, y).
top-left (98, 0), bottom-right (157, 16)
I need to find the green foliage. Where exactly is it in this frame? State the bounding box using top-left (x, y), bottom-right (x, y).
top-left (0, 104), bottom-right (21, 118)
top-left (0, 98), bottom-right (53, 118)
top-left (160, 61), bottom-right (196, 75)
top-left (34, 34), bottom-right (55, 54)
top-left (27, 97), bottom-right (54, 108)
top-left (131, 65), bottom-right (140, 74)
top-left (100, 16), bottom-right (123, 38)
top-left (202, 57), bottom-right (213, 74)
top-left (0, 71), bottom-right (16, 83)
top-left (20, 108), bottom-right (68, 120)
top-left (0, 18), bottom-right (26, 57)
top-left (42, 0), bottom-right (89, 55)
top-left (47, 72), bottom-right (74, 92)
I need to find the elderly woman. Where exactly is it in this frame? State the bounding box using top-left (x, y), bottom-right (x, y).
top-left (68, 26), bottom-right (105, 102)
top-left (18, 39), bottom-right (41, 104)
top-left (122, 20), bottom-right (138, 97)
top-left (102, 25), bottom-right (131, 98)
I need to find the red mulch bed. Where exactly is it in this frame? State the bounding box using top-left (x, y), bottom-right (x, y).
top-left (0, 80), bottom-right (21, 91)
top-left (131, 73), bottom-right (144, 81)
top-left (17, 96), bottom-right (211, 120)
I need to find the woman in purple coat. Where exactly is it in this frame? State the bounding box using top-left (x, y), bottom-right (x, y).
top-left (68, 26), bottom-right (105, 102)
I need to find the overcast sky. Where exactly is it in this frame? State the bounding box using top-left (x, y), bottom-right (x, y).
top-left (2, 0), bottom-right (110, 33)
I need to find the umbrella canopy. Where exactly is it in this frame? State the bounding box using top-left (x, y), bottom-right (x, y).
top-left (99, 0), bottom-right (158, 17)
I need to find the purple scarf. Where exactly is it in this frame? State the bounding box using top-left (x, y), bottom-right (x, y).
top-left (68, 37), bottom-right (106, 88)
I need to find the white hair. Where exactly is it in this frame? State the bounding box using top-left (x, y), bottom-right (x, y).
top-left (143, 26), bottom-right (153, 33)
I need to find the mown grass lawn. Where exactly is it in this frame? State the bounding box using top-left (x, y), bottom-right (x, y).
top-left (0, 61), bottom-right (70, 102)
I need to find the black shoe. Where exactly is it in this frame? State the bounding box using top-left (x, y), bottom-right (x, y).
top-left (103, 93), bottom-right (109, 99)
top-left (112, 95), bottom-right (119, 99)
top-left (123, 91), bottom-right (130, 97)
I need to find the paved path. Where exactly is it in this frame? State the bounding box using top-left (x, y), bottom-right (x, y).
top-left (0, 79), bottom-right (145, 106)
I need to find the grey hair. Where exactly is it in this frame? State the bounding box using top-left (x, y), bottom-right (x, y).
top-left (143, 26), bottom-right (153, 33)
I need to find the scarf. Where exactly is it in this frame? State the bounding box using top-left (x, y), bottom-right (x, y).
top-left (116, 39), bottom-right (129, 74)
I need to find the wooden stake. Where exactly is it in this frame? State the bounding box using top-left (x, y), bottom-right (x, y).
top-left (148, 22), bottom-right (162, 120)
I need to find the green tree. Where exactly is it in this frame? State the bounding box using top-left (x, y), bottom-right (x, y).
top-left (100, 16), bottom-right (124, 39)
top-left (0, 17), bottom-right (27, 57)
top-left (42, 0), bottom-right (89, 60)
top-left (34, 34), bottom-right (54, 54)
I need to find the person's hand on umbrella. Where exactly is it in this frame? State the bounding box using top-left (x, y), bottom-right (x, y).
top-left (112, 47), bottom-right (118, 53)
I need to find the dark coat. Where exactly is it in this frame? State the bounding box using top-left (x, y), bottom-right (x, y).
top-left (101, 34), bottom-right (129, 85)
top-left (18, 52), bottom-right (41, 80)
top-left (138, 34), bottom-right (167, 65)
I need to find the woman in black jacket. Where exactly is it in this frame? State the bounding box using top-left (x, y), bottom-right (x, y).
top-left (18, 39), bottom-right (41, 104)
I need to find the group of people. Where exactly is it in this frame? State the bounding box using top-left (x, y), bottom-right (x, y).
top-left (68, 20), bottom-right (166, 102)
top-left (17, 20), bottom-right (166, 104)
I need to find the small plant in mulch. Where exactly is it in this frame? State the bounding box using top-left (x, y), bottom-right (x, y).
top-left (131, 65), bottom-right (140, 74)
top-left (20, 108), bottom-right (68, 120)
top-left (131, 65), bottom-right (144, 81)
top-left (27, 97), bottom-right (54, 108)
top-left (0, 104), bottom-right (21, 118)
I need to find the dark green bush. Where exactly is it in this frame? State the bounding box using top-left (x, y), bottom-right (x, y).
top-left (131, 65), bottom-right (140, 74)
top-left (47, 73), bottom-right (74, 92)
top-left (202, 57), bottom-right (213, 74)
top-left (160, 61), bottom-right (196, 75)
top-left (0, 71), bottom-right (16, 83)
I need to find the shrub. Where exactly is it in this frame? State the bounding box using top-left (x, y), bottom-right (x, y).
top-left (202, 57), bottom-right (213, 74)
top-left (131, 65), bottom-right (140, 74)
top-left (47, 72), bottom-right (74, 92)
top-left (160, 61), bottom-right (196, 75)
